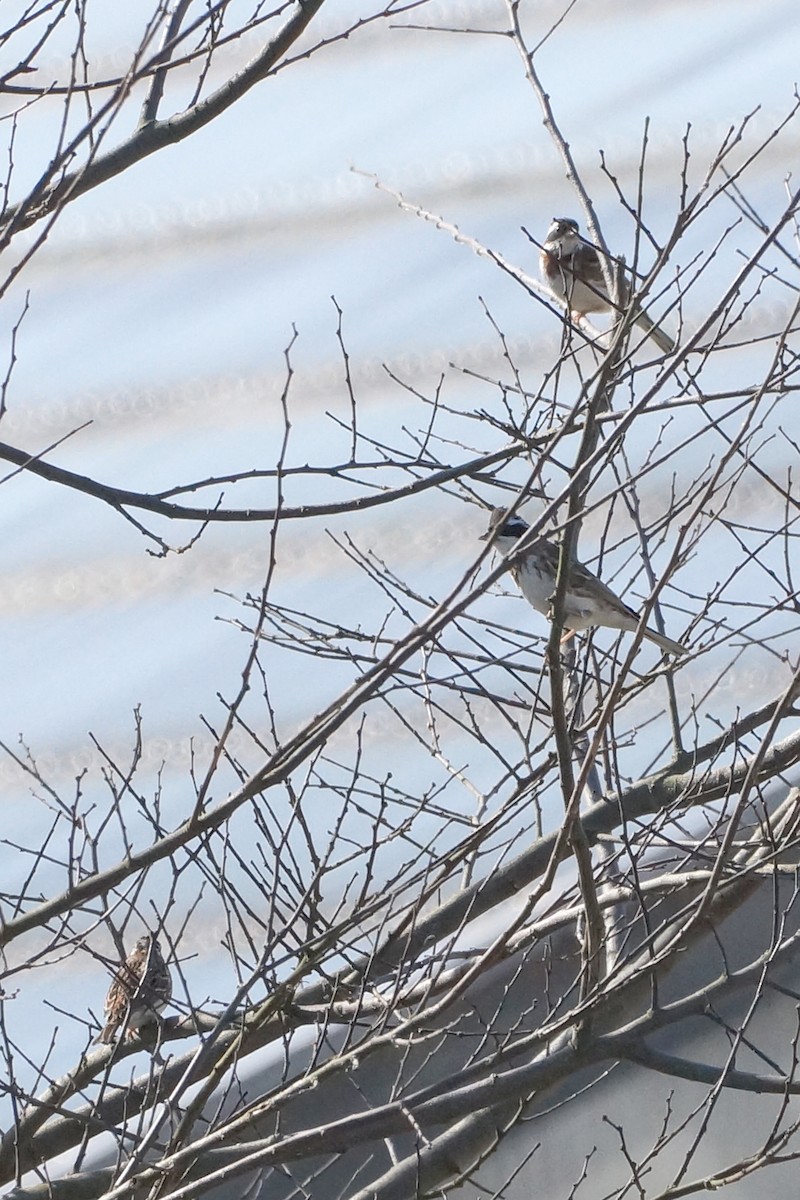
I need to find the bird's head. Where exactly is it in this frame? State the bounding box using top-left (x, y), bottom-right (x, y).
top-left (545, 216), bottom-right (581, 252)
top-left (480, 507), bottom-right (530, 551)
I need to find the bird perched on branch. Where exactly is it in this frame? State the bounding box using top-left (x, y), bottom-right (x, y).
top-left (95, 933), bottom-right (172, 1044)
top-left (481, 507), bottom-right (685, 657)
top-left (539, 216), bottom-right (675, 354)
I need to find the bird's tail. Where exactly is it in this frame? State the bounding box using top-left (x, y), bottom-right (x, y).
top-left (633, 305), bottom-right (675, 354)
top-left (645, 627), bottom-right (686, 657)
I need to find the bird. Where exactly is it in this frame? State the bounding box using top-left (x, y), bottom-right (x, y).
top-left (95, 933), bottom-right (173, 1044)
top-left (481, 507), bottom-right (685, 656)
top-left (539, 216), bottom-right (675, 354)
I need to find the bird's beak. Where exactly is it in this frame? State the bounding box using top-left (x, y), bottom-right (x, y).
top-left (479, 529), bottom-right (491, 542)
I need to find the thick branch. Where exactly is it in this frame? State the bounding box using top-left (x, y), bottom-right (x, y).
top-left (0, 438), bottom-right (519, 523)
top-left (359, 724), bottom-right (800, 987)
top-left (1, 1), bottom-right (326, 236)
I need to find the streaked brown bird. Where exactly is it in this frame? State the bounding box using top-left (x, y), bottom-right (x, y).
top-left (95, 933), bottom-right (172, 1044)
top-left (481, 507), bottom-right (685, 657)
top-left (539, 216), bottom-right (675, 354)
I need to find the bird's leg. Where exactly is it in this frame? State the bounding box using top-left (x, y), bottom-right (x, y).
top-left (547, 595), bottom-right (577, 645)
